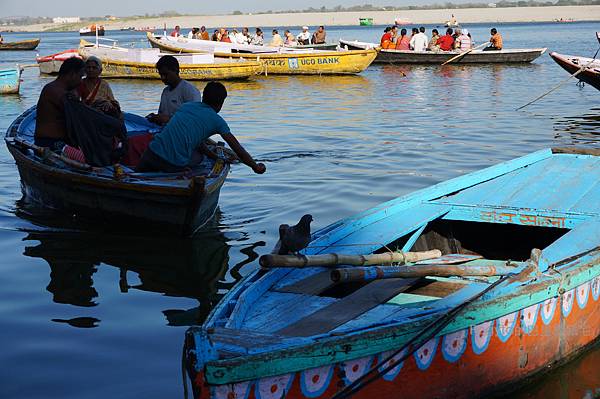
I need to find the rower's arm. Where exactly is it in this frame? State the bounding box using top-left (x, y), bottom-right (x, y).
top-left (220, 133), bottom-right (266, 174)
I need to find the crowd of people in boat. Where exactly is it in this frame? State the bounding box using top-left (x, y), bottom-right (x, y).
top-left (34, 56), bottom-right (266, 175)
top-left (380, 26), bottom-right (503, 52)
top-left (169, 24), bottom-right (327, 46)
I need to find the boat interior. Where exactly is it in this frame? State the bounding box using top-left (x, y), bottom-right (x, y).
top-left (7, 108), bottom-right (225, 186)
top-left (202, 150), bottom-right (600, 359)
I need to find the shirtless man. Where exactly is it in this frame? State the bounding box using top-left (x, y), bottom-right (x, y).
top-left (34, 57), bottom-right (85, 149)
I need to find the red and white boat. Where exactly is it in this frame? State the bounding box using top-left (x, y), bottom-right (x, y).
top-left (36, 49), bottom-right (81, 75)
top-left (549, 52), bottom-right (600, 92)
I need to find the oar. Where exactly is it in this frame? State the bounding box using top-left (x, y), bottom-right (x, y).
top-left (10, 137), bottom-right (93, 171)
top-left (516, 52), bottom-right (599, 111)
top-left (259, 250), bottom-right (442, 268)
top-left (441, 42), bottom-right (488, 65)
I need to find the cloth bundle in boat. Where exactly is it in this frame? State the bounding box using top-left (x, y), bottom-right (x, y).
top-left (64, 97), bottom-right (127, 167)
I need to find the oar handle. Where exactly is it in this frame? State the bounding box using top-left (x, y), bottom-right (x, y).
top-left (441, 42), bottom-right (488, 65)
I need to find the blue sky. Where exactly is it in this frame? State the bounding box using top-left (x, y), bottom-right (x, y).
top-left (1, 1), bottom-right (429, 18)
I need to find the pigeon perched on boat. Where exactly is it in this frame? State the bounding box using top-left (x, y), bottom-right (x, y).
top-left (275, 214), bottom-right (313, 255)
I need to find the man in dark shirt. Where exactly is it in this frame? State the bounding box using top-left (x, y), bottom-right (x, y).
top-left (34, 57), bottom-right (85, 149)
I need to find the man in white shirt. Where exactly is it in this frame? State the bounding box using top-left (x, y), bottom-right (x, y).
top-left (297, 26), bottom-right (311, 45)
top-left (410, 26), bottom-right (429, 52)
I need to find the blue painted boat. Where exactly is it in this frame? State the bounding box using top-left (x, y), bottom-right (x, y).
top-left (5, 107), bottom-right (231, 235)
top-left (0, 67), bottom-right (22, 94)
top-left (184, 148), bottom-right (600, 399)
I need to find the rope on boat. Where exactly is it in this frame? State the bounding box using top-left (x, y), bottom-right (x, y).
top-left (516, 46), bottom-right (600, 111)
top-left (330, 272), bottom-right (515, 399)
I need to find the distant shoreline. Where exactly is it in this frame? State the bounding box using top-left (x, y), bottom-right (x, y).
top-left (4, 5), bottom-right (600, 33)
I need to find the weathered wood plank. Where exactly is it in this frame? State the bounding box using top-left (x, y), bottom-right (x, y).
top-left (277, 278), bottom-right (419, 337)
top-left (276, 271), bottom-right (335, 295)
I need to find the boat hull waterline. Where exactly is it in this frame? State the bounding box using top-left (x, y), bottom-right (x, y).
top-left (0, 67), bottom-right (22, 94)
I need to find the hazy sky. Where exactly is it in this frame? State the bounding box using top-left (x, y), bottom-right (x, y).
top-left (1, 1), bottom-right (426, 18)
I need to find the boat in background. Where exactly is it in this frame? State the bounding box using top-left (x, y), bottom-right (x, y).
top-left (0, 38), bottom-right (40, 51)
top-left (549, 52), bottom-right (600, 91)
top-left (394, 17), bottom-right (412, 25)
top-left (5, 107), bottom-right (231, 236)
top-left (339, 39), bottom-right (546, 64)
top-left (147, 33), bottom-right (377, 75)
top-left (0, 67), bottom-right (22, 94)
top-left (359, 17), bottom-right (374, 26)
top-left (79, 25), bottom-right (105, 36)
top-left (36, 49), bottom-right (81, 75)
top-left (184, 147), bottom-right (600, 399)
top-left (79, 40), bottom-right (262, 80)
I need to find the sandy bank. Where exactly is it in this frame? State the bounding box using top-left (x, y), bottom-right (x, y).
top-left (6, 6), bottom-right (600, 33)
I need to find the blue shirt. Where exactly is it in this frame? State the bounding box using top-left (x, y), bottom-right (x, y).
top-left (149, 102), bottom-right (230, 167)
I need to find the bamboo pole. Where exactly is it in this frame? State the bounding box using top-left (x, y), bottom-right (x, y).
top-left (331, 264), bottom-right (517, 283)
top-left (259, 249), bottom-right (442, 268)
top-left (12, 137), bottom-right (93, 171)
top-left (441, 42), bottom-right (487, 65)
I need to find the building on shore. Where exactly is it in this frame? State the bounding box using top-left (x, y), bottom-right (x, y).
top-left (52, 17), bottom-right (81, 24)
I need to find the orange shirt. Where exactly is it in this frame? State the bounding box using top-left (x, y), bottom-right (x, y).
top-left (200, 31), bottom-right (209, 40)
top-left (490, 33), bottom-right (503, 49)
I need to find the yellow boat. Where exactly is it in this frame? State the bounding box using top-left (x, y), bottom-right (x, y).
top-left (78, 40), bottom-right (262, 81)
top-left (146, 33), bottom-right (377, 75)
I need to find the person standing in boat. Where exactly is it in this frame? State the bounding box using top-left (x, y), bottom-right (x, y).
top-left (311, 26), bottom-right (326, 44)
top-left (297, 26), bottom-right (311, 45)
top-left (34, 57), bottom-right (85, 150)
top-left (146, 56), bottom-right (201, 126)
top-left (137, 81), bottom-right (266, 175)
top-left (484, 28), bottom-right (503, 51)
top-left (78, 56), bottom-right (121, 118)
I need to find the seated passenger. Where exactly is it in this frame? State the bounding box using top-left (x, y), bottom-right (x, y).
top-left (146, 55), bottom-right (201, 126)
top-left (251, 28), bottom-right (264, 45)
top-left (484, 28), bottom-right (503, 51)
top-left (456, 28), bottom-right (473, 52)
top-left (270, 29), bottom-right (284, 47)
top-left (78, 56), bottom-right (121, 118)
top-left (380, 27), bottom-right (392, 49)
top-left (437, 28), bottom-right (455, 51)
top-left (136, 81), bottom-right (266, 175)
top-left (429, 29), bottom-right (440, 51)
top-left (395, 28), bottom-right (410, 50)
top-left (34, 57), bottom-right (85, 150)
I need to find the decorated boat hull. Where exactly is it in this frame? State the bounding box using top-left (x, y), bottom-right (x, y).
top-left (0, 67), bottom-right (22, 94)
top-left (0, 38), bottom-right (40, 50)
top-left (36, 49), bottom-right (81, 75)
top-left (184, 147), bottom-right (600, 398)
top-left (5, 107), bottom-right (230, 235)
top-left (148, 34), bottom-right (376, 75)
top-left (549, 52), bottom-right (600, 91)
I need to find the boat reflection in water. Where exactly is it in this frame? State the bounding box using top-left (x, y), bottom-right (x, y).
top-left (21, 225), bottom-right (236, 328)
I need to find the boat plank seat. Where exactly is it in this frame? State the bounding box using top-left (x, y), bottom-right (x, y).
top-left (275, 271), bottom-right (334, 295)
top-left (277, 277), bottom-right (420, 337)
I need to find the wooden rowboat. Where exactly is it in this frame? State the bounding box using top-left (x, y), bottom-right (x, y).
top-left (0, 38), bottom-right (40, 51)
top-left (0, 67), bottom-right (22, 94)
top-left (5, 107), bottom-right (230, 236)
top-left (36, 49), bottom-right (81, 75)
top-left (185, 148), bottom-right (600, 398)
top-left (339, 39), bottom-right (546, 64)
top-left (549, 52), bottom-right (600, 91)
top-left (148, 33), bottom-right (377, 75)
top-left (79, 41), bottom-right (262, 80)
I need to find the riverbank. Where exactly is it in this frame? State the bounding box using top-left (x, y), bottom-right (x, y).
top-left (4, 5), bottom-right (600, 32)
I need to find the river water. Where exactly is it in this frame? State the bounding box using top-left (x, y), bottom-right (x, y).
top-left (0, 22), bottom-right (599, 398)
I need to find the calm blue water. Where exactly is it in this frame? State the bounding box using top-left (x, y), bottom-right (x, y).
top-left (0, 22), bottom-right (599, 398)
